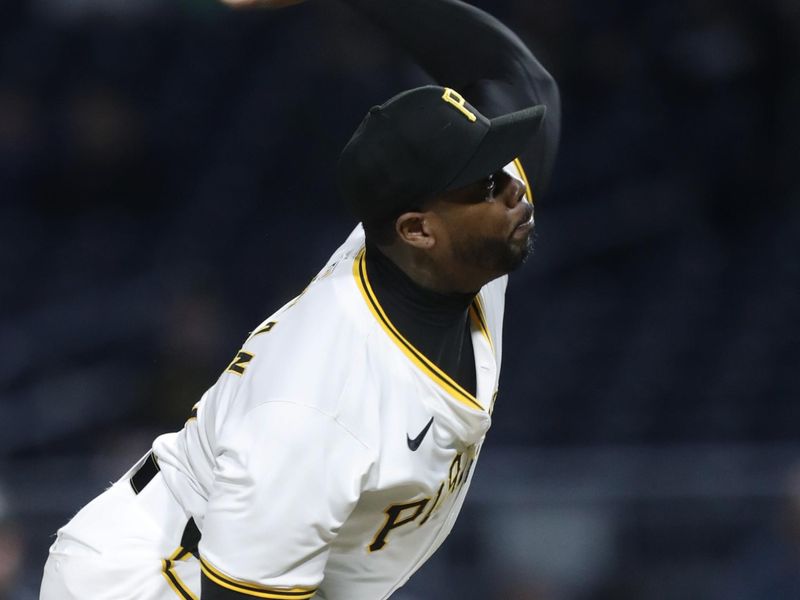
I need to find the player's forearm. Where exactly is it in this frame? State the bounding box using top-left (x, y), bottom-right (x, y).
top-left (338, 0), bottom-right (561, 195)
top-left (337, 0), bottom-right (557, 114)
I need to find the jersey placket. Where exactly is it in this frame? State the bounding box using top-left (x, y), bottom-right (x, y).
top-left (470, 298), bottom-right (498, 413)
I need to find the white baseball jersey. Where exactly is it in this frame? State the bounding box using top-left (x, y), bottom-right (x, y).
top-left (153, 233), bottom-right (505, 599)
top-left (151, 159), bottom-right (528, 600)
top-left (42, 160), bottom-right (529, 600)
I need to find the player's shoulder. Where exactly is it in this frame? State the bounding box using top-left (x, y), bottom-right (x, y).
top-left (227, 224), bottom-right (377, 403)
top-left (243, 223), bottom-right (367, 340)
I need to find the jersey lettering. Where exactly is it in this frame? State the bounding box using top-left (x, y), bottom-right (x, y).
top-left (368, 499), bottom-right (430, 552)
top-left (253, 321), bottom-right (276, 336)
top-left (447, 454), bottom-right (463, 493)
top-left (369, 453), bottom-right (469, 552)
top-left (225, 350), bottom-right (254, 375)
top-left (418, 483), bottom-right (444, 526)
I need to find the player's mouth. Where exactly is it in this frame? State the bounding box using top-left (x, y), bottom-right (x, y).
top-left (511, 206), bottom-right (534, 238)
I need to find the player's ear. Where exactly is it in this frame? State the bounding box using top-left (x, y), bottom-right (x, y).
top-left (394, 211), bottom-right (435, 249)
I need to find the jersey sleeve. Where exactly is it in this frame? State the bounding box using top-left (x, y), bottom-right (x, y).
top-left (198, 400), bottom-right (372, 599)
top-left (340, 0), bottom-right (561, 199)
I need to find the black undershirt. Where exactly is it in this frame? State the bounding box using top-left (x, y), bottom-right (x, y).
top-left (365, 243), bottom-right (477, 397)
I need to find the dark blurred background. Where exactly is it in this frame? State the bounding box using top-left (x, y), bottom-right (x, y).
top-left (1, 0), bottom-right (799, 598)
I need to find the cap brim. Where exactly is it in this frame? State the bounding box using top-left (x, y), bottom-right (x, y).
top-left (446, 104), bottom-right (546, 191)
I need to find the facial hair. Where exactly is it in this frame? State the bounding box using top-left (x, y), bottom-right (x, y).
top-left (451, 225), bottom-right (534, 276)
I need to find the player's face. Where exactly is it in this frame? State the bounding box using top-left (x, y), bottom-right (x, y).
top-left (428, 168), bottom-right (534, 282)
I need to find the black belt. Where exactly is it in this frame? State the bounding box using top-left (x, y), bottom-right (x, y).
top-left (129, 451), bottom-right (201, 556)
top-left (130, 451), bottom-right (160, 494)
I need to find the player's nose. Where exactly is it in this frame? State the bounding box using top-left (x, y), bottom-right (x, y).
top-left (503, 176), bottom-right (526, 208)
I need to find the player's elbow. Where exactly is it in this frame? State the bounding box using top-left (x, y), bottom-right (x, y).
top-left (541, 73), bottom-right (561, 117)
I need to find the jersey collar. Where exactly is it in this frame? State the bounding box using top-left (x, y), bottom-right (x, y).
top-left (352, 247), bottom-right (492, 412)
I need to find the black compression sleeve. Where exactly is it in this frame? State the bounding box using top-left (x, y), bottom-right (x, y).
top-left (338, 0), bottom-right (561, 197)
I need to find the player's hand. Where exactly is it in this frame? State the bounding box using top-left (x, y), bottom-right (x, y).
top-left (220, 0), bottom-right (307, 9)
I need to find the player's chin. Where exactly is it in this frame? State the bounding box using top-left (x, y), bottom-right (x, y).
top-left (497, 236), bottom-right (533, 275)
top-left (506, 230), bottom-right (534, 270)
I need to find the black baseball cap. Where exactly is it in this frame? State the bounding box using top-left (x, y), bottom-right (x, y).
top-left (337, 85), bottom-right (545, 223)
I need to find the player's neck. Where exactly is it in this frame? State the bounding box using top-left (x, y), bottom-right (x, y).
top-left (374, 241), bottom-right (483, 295)
top-left (366, 242), bottom-right (475, 315)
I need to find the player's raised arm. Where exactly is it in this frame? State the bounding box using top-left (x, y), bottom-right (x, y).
top-left (339, 0), bottom-right (561, 198)
top-left (219, 0), bottom-right (307, 8)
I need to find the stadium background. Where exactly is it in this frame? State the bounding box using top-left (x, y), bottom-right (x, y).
top-left (1, 0), bottom-right (799, 597)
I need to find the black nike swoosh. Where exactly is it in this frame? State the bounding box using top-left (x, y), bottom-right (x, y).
top-left (407, 417), bottom-right (434, 451)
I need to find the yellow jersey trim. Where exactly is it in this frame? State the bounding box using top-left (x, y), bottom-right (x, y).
top-left (162, 547), bottom-right (198, 600)
top-left (513, 158), bottom-right (533, 204)
top-left (199, 558), bottom-right (317, 599)
top-left (469, 295), bottom-right (493, 352)
top-left (353, 248), bottom-right (488, 412)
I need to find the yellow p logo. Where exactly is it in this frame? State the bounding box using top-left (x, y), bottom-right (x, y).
top-left (441, 88), bottom-right (477, 122)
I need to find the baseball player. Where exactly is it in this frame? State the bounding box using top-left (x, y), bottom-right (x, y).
top-left (40, 0), bottom-right (560, 598)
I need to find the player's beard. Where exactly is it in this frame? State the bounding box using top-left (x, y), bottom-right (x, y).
top-left (451, 224), bottom-right (534, 276)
